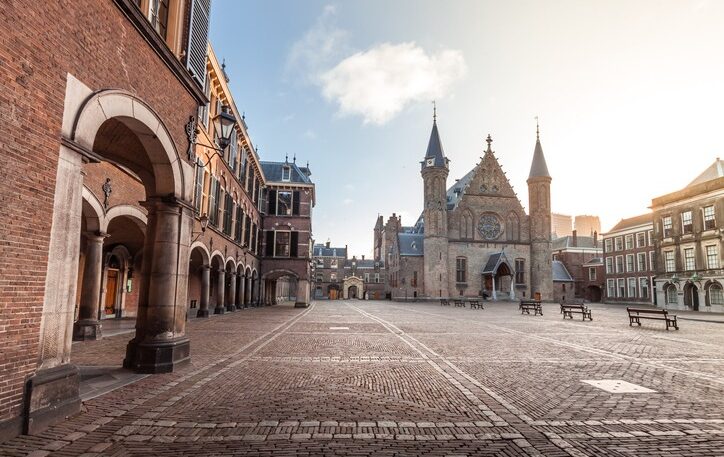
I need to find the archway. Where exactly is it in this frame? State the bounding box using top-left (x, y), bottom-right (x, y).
top-left (327, 284), bottom-right (340, 300)
top-left (343, 276), bottom-right (364, 300)
top-left (586, 285), bottom-right (602, 303)
top-left (683, 282), bottom-right (699, 310)
top-left (664, 283), bottom-right (679, 307)
top-left (224, 259), bottom-right (237, 312)
top-left (244, 267), bottom-right (252, 307)
top-left (187, 244), bottom-right (210, 318)
top-left (349, 286), bottom-right (358, 299)
top-left (210, 254), bottom-right (226, 314)
top-left (102, 214), bottom-right (146, 320)
top-left (705, 281), bottom-right (723, 311)
top-left (235, 264), bottom-right (245, 310)
top-left (262, 270), bottom-right (299, 306)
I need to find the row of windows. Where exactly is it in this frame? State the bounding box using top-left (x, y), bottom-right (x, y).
top-left (661, 205), bottom-right (716, 238)
top-left (315, 273), bottom-right (382, 283)
top-left (603, 230), bottom-right (654, 253)
top-left (605, 251), bottom-right (655, 274)
top-left (663, 245), bottom-right (720, 272)
top-left (606, 277), bottom-right (651, 300)
top-left (664, 283), bottom-right (723, 306)
top-left (454, 258), bottom-right (526, 284)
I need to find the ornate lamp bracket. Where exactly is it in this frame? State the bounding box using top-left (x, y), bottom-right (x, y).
top-left (185, 116), bottom-right (198, 161)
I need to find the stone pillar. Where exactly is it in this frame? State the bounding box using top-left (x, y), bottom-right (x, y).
top-left (235, 273), bottom-right (243, 309)
top-left (197, 265), bottom-right (210, 318)
top-left (214, 267), bottom-right (226, 314)
top-left (73, 232), bottom-right (107, 340)
top-left (295, 279), bottom-right (311, 308)
top-left (226, 272), bottom-right (236, 312)
top-left (124, 198), bottom-right (192, 374)
top-left (510, 276), bottom-right (516, 301)
top-left (492, 276), bottom-right (497, 301)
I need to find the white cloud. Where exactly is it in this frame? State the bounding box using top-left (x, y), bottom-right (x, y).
top-left (303, 129), bottom-right (317, 140)
top-left (344, 184), bottom-right (355, 191)
top-left (320, 43), bottom-right (467, 125)
top-left (343, 198), bottom-right (354, 205)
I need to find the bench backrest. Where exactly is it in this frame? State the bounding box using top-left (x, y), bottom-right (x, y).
top-left (627, 307), bottom-right (667, 315)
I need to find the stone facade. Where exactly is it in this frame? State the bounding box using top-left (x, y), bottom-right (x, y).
top-left (552, 232), bottom-right (604, 302)
top-left (378, 118), bottom-right (553, 302)
top-left (651, 159), bottom-right (723, 312)
top-left (312, 243), bottom-right (386, 300)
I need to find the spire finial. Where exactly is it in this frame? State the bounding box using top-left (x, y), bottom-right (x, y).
top-left (486, 134), bottom-right (493, 151)
top-left (432, 100), bottom-right (437, 123)
top-left (535, 116), bottom-right (540, 141)
top-left (285, 153), bottom-right (288, 163)
top-left (293, 153), bottom-right (297, 163)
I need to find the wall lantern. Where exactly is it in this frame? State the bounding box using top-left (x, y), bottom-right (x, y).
top-left (213, 104), bottom-right (237, 150)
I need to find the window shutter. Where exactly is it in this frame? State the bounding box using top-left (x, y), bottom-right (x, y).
top-left (265, 231), bottom-right (274, 256)
top-left (208, 178), bottom-right (217, 225)
top-left (268, 189), bottom-right (277, 215)
top-left (290, 232), bottom-right (299, 257)
top-left (292, 191), bottom-right (300, 216)
top-left (185, 0), bottom-right (211, 87)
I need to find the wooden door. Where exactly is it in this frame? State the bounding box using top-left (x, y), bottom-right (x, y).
top-left (105, 270), bottom-right (119, 316)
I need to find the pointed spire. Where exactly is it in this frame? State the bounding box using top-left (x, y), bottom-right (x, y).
top-left (528, 118), bottom-right (551, 179)
top-left (423, 110), bottom-right (447, 168)
top-left (293, 153), bottom-right (297, 163)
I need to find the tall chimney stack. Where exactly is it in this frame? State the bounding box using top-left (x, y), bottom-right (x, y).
top-left (572, 230), bottom-right (578, 247)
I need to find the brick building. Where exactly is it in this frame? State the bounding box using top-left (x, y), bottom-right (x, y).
top-left (312, 243), bottom-right (386, 300)
top-left (378, 115), bottom-right (553, 302)
top-left (652, 159), bottom-right (723, 312)
top-left (312, 242), bottom-right (348, 299)
top-left (552, 232), bottom-right (604, 302)
top-left (601, 215), bottom-right (655, 305)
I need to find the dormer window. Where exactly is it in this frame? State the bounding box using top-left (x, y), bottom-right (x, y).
top-left (282, 165), bottom-right (291, 182)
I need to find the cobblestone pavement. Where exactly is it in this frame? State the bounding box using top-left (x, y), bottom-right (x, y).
top-left (2, 300), bottom-right (724, 456)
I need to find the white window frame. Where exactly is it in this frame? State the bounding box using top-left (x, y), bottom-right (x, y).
top-left (281, 166), bottom-right (291, 182)
top-left (683, 247), bottom-right (696, 271)
top-left (605, 257), bottom-right (613, 274)
top-left (607, 279), bottom-right (616, 298)
top-left (625, 254), bottom-right (634, 273)
top-left (604, 239), bottom-right (613, 253)
top-left (615, 255), bottom-right (624, 273)
top-left (625, 234), bottom-right (634, 250)
top-left (637, 252), bottom-right (646, 272)
top-left (662, 216), bottom-right (673, 238)
top-left (639, 277), bottom-right (649, 300)
top-left (702, 205), bottom-right (716, 230)
top-left (665, 250), bottom-right (675, 273)
top-left (628, 277), bottom-right (637, 298)
top-left (706, 244), bottom-right (720, 269)
top-left (589, 267), bottom-right (596, 281)
top-left (647, 229), bottom-right (654, 246)
top-left (649, 251), bottom-right (655, 272)
top-left (681, 210), bottom-right (693, 234)
top-left (617, 278), bottom-right (626, 298)
top-left (614, 236), bottom-right (623, 251)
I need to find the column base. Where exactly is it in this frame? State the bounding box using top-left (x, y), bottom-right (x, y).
top-left (123, 337), bottom-right (190, 374)
top-left (24, 364), bottom-right (81, 435)
top-left (196, 309), bottom-right (210, 318)
top-left (294, 302), bottom-right (309, 308)
top-left (235, 304), bottom-right (243, 310)
top-left (213, 306), bottom-right (225, 315)
top-left (225, 305), bottom-right (236, 312)
top-left (72, 319), bottom-right (102, 341)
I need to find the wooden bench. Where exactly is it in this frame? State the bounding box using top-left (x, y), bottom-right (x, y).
top-left (454, 300), bottom-right (465, 308)
top-left (469, 300), bottom-right (483, 310)
top-left (519, 300), bottom-right (542, 316)
top-left (440, 299), bottom-right (450, 306)
top-left (627, 307), bottom-right (679, 330)
top-left (560, 302), bottom-right (592, 321)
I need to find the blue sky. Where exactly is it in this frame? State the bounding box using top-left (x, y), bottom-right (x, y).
top-left (210, 0), bottom-right (723, 256)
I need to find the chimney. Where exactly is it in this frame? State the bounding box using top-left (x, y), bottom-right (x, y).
top-left (361, 255), bottom-right (365, 260)
top-left (593, 231), bottom-right (598, 247)
top-left (326, 240), bottom-right (330, 248)
top-left (572, 230), bottom-right (578, 247)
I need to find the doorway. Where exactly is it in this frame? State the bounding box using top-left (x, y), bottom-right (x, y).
top-left (104, 270), bottom-right (119, 317)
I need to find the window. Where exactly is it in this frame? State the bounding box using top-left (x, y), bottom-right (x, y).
top-left (234, 206), bottom-right (243, 242)
top-left (244, 215), bottom-right (251, 248)
top-left (625, 234), bottom-right (634, 250)
top-left (228, 130), bottom-right (238, 172)
top-left (605, 257), bottom-right (613, 274)
top-left (703, 206), bottom-right (716, 230)
top-left (589, 268), bottom-right (596, 281)
top-left (665, 250), bottom-right (675, 272)
top-left (706, 245), bottom-right (719, 269)
top-left (331, 259), bottom-right (338, 269)
top-left (628, 278), bottom-right (637, 298)
top-left (193, 162), bottom-right (204, 213)
top-left (331, 273), bottom-right (337, 281)
top-left (681, 211), bottom-right (693, 234)
top-left (666, 284), bottom-right (678, 304)
top-left (615, 256), bottom-right (623, 273)
top-left (647, 230), bottom-right (654, 246)
top-left (636, 232), bottom-right (646, 248)
top-left (607, 279), bottom-right (616, 298)
top-left (274, 231), bottom-right (290, 257)
top-left (223, 194), bottom-right (233, 236)
top-left (200, 74), bottom-right (211, 127)
top-left (456, 257), bottom-right (467, 283)
top-left (364, 273), bottom-right (370, 283)
top-left (663, 216), bottom-right (673, 237)
top-left (604, 239), bottom-right (613, 253)
top-left (515, 259), bottom-right (525, 284)
top-left (277, 191), bottom-right (292, 216)
top-left (637, 252), bottom-right (646, 272)
top-left (708, 283), bottom-right (723, 306)
top-left (208, 177), bottom-right (219, 226)
top-left (683, 248), bottom-right (695, 271)
top-left (150, 0), bottom-right (170, 40)
top-left (614, 237), bottom-right (623, 251)
top-left (375, 273), bottom-right (380, 283)
top-left (617, 278), bottom-right (626, 297)
top-left (639, 277), bottom-right (649, 299)
top-left (239, 148), bottom-right (248, 184)
top-left (649, 251), bottom-right (655, 272)
top-left (626, 254), bottom-right (634, 272)
top-left (282, 166), bottom-right (291, 182)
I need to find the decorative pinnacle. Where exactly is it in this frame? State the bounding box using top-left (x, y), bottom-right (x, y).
top-left (432, 100), bottom-right (437, 123)
top-left (486, 134), bottom-right (493, 151)
top-left (535, 116), bottom-right (540, 141)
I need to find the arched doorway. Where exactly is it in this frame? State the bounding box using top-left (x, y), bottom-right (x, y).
top-left (102, 213), bottom-right (146, 320)
top-left (328, 284), bottom-right (340, 300)
top-left (482, 252), bottom-right (515, 300)
top-left (224, 259), bottom-right (237, 313)
top-left (235, 264), bottom-right (244, 310)
top-left (664, 283), bottom-right (678, 308)
top-left (262, 270), bottom-right (299, 306)
top-left (343, 276), bottom-right (364, 300)
top-left (683, 282), bottom-right (699, 311)
top-left (187, 244), bottom-right (211, 318)
top-left (349, 286), bottom-right (358, 299)
top-left (587, 285), bottom-right (602, 302)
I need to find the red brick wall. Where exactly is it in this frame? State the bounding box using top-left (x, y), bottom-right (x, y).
top-left (0, 0), bottom-right (198, 424)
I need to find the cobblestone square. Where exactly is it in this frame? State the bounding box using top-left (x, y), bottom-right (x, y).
top-left (2, 300), bottom-right (723, 456)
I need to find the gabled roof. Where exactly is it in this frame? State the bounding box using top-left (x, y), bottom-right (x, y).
top-left (552, 235), bottom-right (600, 250)
top-left (607, 213), bottom-right (652, 233)
top-left (528, 130), bottom-right (551, 179)
top-left (446, 169), bottom-right (475, 210)
top-left (422, 120), bottom-right (448, 168)
top-left (260, 161), bottom-right (312, 184)
top-left (552, 260), bottom-right (574, 282)
top-left (313, 245), bottom-right (346, 257)
top-left (688, 158), bottom-right (723, 187)
top-left (482, 252), bottom-right (512, 275)
top-left (398, 233), bottom-right (424, 256)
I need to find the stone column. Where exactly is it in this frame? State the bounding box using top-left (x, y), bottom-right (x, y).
top-left (214, 267), bottom-right (226, 314)
top-left (73, 232), bottom-right (107, 340)
top-left (295, 279), bottom-right (311, 308)
top-left (492, 276), bottom-right (497, 301)
top-left (197, 265), bottom-right (210, 318)
top-left (124, 198), bottom-right (192, 374)
top-left (235, 273), bottom-right (243, 309)
top-left (226, 272), bottom-right (237, 312)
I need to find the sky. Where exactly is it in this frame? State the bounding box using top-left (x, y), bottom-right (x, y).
top-left (209, 0), bottom-right (724, 257)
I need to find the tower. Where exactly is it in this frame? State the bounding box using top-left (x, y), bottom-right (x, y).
top-left (421, 108), bottom-right (450, 297)
top-left (527, 121), bottom-right (553, 300)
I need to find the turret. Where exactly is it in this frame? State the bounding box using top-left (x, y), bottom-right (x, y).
top-left (527, 120), bottom-right (553, 300)
top-left (421, 106), bottom-right (450, 298)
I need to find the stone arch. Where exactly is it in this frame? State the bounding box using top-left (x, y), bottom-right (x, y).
top-left (189, 241), bottom-right (211, 266)
top-left (102, 204), bottom-right (148, 232)
top-left (705, 280), bottom-right (723, 308)
top-left (664, 282), bottom-right (678, 306)
top-left (82, 186), bottom-right (104, 232)
top-left (72, 90), bottom-right (186, 200)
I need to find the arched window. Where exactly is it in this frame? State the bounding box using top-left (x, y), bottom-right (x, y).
top-left (707, 282), bottom-right (723, 306)
top-left (461, 210), bottom-right (473, 239)
top-left (665, 284), bottom-right (678, 305)
top-left (506, 212), bottom-right (520, 241)
top-left (455, 257), bottom-right (467, 283)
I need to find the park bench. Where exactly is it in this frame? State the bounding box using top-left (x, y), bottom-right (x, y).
top-left (454, 300), bottom-right (465, 308)
top-left (627, 307), bottom-right (679, 330)
top-left (469, 300), bottom-right (483, 310)
top-left (519, 299), bottom-right (542, 316)
top-left (440, 299), bottom-right (450, 306)
top-left (560, 301), bottom-right (592, 321)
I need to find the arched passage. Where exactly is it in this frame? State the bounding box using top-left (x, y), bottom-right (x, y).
top-left (210, 254), bottom-right (226, 315)
top-left (188, 243), bottom-right (211, 318)
top-left (262, 269), bottom-right (299, 306)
